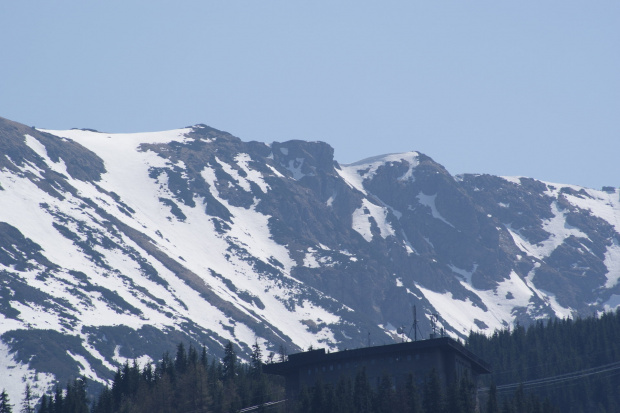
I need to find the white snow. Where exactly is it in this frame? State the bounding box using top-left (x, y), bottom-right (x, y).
top-left (303, 248), bottom-right (321, 268)
top-left (429, 265), bottom-right (573, 334)
top-left (0, 126), bottom-right (349, 367)
top-left (285, 158), bottom-right (311, 180)
top-left (235, 153), bottom-right (270, 193)
top-left (501, 176), bottom-right (525, 185)
top-left (4, 125), bottom-right (614, 389)
top-left (603, 238), bottom-right (620, 288)
top-left (415, 284), bottom-right (501, 335)
top-left (338, 152), bottom-right (419, 193)
top-left (416, 193), bottom-right (454, 228)
top-left (351, 199), bottom-right (395, 242)
top-left (66, 351), bottom-right (104, 383)
top-left (449, 264), bottom-right (478, 285)
top-left (0, 339), bottom-right (56, 407)
top-left (545, 183), bottom-right (620, 235)
top-left (506, 202), bottom-right (588, 259)
top-left (603, 294), bottom-right (620, 311)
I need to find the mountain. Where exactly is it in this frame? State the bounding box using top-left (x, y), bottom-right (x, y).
top-left (0, 116), bottom-right (619, 401)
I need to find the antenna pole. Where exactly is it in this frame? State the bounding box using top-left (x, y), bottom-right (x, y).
top-left (413, 305), bottom-right (417, 342)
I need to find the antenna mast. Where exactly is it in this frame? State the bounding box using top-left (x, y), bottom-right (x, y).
top-left (413, 305), bottom-right (418, 341)
top-left (430, 313), bottom-right (440, 339)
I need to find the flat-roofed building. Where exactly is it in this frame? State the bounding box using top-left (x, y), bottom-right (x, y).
top-left (264, 337), bottom-right (491, 401)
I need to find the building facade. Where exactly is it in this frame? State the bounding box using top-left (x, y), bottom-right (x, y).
top-left (264, 337), bottom-right (491, 401)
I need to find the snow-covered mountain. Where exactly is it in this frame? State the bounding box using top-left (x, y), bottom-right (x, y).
top-left (1, 116), bottom-right (619, 400)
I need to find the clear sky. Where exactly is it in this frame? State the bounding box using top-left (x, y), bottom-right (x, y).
top-left (1, 1), bottom-right (618, 189)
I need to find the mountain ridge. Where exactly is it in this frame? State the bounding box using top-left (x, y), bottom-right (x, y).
top-left (0, 116), bottom-right (618, 402)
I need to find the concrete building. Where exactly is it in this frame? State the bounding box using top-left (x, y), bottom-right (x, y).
top-left (264, 337), bottom-right (491, 401)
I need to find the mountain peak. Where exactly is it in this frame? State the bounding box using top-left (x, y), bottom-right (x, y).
top-left (0, 116), bottom-right (618, 402)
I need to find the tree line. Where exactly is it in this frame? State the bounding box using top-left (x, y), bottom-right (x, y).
top-left (1, 340), bottom-right (284, 413)
top-left (467, 309), bottom-right (620, 413)
top-left (4, 309), bottom-right (620, 412)
top-left (293, 366), bottom-right (556, 413)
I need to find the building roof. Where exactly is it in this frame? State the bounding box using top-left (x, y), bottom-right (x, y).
top-left (264, 337), bottom-right (491, 375)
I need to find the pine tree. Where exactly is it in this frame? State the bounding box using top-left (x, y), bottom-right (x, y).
top-left (513, 383), bottom-right (526, 413)
top-left (403, 374), bottom-right (421, 413)
top-left (458, 375), bottom-right (475, 413)
top-left (310, 380), bottom-right (325, 412)
top-left (278, 344), bottom-right (287, 362)
top-left (223, 341), bottom-right (237, 381)
top-left (142, 363), bottom-right (154, 385)
top-left (53, 384), bottom-right (64, 413)
top-left (175, 342), bottom-right (188, 374)
top-left (200, 345), bottom-right (209, 369)
top-left (38, 395), bottom-right (49, 413)
top-left (422, 369), bottom-right (443, 413)
top-left (486, 383), bottom-right (499, 413)
top-left (334, 376), bottom-right (353, 413)
top-left (251, 340), bottom-right (263, 379)
top-left (376, 373), bottom-right (395, 413)
top-left (20, 384), bottom-right (33, 413)
top-left (446, 378), bottom-right (463, 413)
top-left (353, 368), bottom-right (371, 413)
top-left (0, 389), bottom-right (13, 413)
top-left (188, 343), bottom-right (199, 367)
top-left (297, 386), bottom-right (312, 413)
top-left (67, 377), bottom-right (89, 413)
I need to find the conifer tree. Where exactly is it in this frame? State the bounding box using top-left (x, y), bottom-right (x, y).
top-left (376, 373), bottom-right (395, 413)
top-left (458, 375), bottom-right (475, 413)
top-left (422, 369), bottom-right (443, 413)
top-left (0, 389), bottom-right (13, 413)
top-left (188, 343), bottom-right (199, 367)
top-left (513, 383), bottom-right (526, 413)
top-left (37, 395), bottom-right (48, 413)
top-left (403, 374), bottom-right (421, 413)
top-left (175, 343), bottom-right (188, 374)
top-left (200, 345), bottom-right (209, 369)
top-left (54, 384), bottom-right (64, 413)
top-left (446, 378), bottom-right (462, 413)
top-left (486, 382), bottom-right (499, 413)
top-left (223, 341), bottom-right (237, 381)
top-left (278, 344), bottom-right (287, 362)
top-left (65, 377), bottom-right (89, 413)
top-left (250, 340), bottom-right (263, 379)
top-left (20, 384), bottom-right (33, 413)
top-left (310, 380), bottom-right (325, 412)
top-left (353, 368), bottom-right (371, 413)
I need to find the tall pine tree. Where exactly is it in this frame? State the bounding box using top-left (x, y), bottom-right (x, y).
top-left (0, 389), bottom-right (13, 413)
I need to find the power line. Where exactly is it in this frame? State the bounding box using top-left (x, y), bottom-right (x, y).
top-left (479, 361), bottom-right (620, 395)
top-left (238, 399), bottom-right (287, 412)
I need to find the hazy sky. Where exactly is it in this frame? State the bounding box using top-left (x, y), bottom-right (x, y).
top-left (1, 1), bottom-right (618, 189)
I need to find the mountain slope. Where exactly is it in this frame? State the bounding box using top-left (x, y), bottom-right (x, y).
top-left (0, 116), bottom-right (618, 401)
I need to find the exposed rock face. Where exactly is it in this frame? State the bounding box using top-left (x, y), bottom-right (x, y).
top-left (0, 115), bottom-right (618, 399)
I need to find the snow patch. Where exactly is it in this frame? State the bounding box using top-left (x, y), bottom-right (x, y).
top-left (507, 202), bottom-right (588, 259)
top-left (338, 152), bottom-right (419, 193)
top-left (416, 193), bottom-right (454, 228)
top-left (0, 340), bottom-right (56, 408)
top-left (603, 295), bottom-right (620, 311)
top-left (351, 199), bottom-right (395, 242)
top-left (604, 238), bottom-right (620, 288)
top-left (449, 264), bottom-right (478, 285)
top-left (285, 158), bottom-right (312, 180)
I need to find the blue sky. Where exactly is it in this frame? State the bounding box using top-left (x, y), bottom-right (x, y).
top-left (1, 1), bottom-right (618, 189)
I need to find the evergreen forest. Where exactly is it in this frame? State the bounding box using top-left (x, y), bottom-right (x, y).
top-left (467, 309), bottom-right (620, 413)
top-left (1, 310), bottom-right (619, 412)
